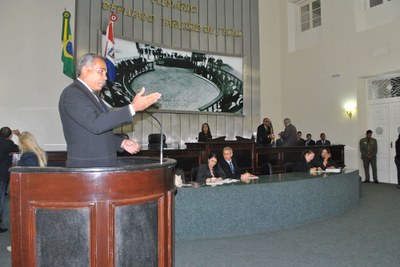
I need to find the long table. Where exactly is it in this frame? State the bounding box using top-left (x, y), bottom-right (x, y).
top-left (175, 169), bottom-right (360, 240)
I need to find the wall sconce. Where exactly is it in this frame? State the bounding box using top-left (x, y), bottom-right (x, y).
top-left (346, 110), bottom-right (353, 118)
top-left (344, 102), bottom-right (356, 119)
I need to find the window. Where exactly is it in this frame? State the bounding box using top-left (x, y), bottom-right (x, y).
top-left (368, 0), bottom-right (391, 8)
top-left (300, 0), bottom-right (321, 32)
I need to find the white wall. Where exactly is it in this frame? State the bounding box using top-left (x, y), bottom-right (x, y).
top-left (259, 0), bottom-right (400, 171)
top-left (0, 0), bottom-right (75, 149)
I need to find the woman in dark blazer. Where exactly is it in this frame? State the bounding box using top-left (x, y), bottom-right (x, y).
top-left (316, 148), bottom-right (338, 170)
top-left (196, 153), bottom-right (226, 183)
top-left (198, 123), bottom-right (212, 142)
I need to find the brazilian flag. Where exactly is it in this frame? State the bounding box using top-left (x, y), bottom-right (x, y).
top-left (61, 11), bottom-right (75, 79)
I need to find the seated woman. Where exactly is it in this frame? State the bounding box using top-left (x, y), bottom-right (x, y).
top-left (18, 131), bottom-right (47, 167)
top-left (196, 153), bottom-right (226, 183)
top-left (198, 122), bottom-right (212, 142)
top-left (316, 148), bottom-right (338, 170)
top-left (294, 149), bottom-right (320, 172)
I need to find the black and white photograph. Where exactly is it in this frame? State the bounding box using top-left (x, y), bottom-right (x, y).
top-left (101, 35), bottom-right (243, 114)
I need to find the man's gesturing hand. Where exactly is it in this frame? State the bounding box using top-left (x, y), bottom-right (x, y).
top-left (132, 87), bottom-right (161, 112)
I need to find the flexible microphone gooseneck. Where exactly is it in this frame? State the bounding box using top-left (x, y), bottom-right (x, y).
top-left (144, 111), bottom-right (163, 164)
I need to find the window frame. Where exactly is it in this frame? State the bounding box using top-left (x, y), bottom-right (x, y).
top-left (298, 0), bottom-right (321, 32)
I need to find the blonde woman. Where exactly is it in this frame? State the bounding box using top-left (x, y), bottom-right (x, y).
top-left (18, 131), bottom-right (47, 167)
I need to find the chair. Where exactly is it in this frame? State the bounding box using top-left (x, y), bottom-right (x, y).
top-left (284, 162), bottom-right (294, 173)
top-left (260, 162), bottom-right (273, 175)
top-left (266, 162), bottom-right (273, 175)
top-left (148, 133), bottom-right (167, 150)
top-left (190, 167), bottom-right (199, 182)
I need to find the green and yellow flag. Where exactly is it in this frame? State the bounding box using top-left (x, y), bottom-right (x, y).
top-left (61, 11), bottom-right (75, 79)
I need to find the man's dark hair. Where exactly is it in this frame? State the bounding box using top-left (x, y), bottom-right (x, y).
top-left (366, 130), bottom-right (373, 134)
top-left (0, 127), bottom-right (12, 138)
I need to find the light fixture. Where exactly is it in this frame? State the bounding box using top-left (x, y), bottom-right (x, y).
top-left (344, 102), bottom-right (356, 119)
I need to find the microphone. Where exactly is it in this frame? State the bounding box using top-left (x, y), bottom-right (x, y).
top-left (144, 111), bottom-right (164, 164)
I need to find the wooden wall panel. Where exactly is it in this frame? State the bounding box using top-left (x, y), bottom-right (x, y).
top-left (76, 0), bottom-right (260, 147)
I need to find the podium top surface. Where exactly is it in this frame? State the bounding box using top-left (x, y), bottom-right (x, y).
top-left (10, 156), bottom-right (176, 173)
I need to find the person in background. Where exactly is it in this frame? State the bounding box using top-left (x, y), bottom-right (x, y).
top-left (305, 133), bottom-right (316, 146)
top-left (294, 149), bottom-right (320, 172)
top-left (316, 133), bottom-right (331, 146)
top-left (274, 132), bottom-right (284, 147)
top-left (218, 147), bottom-right (252, 179)
top-left (18, 131), bottom-right (47, 167)
top-left (59, 53), bottom-right (161, 168)
top-left (360, 130), bottom-right (378, 183)
top-left (316, 148), bottom-right (338, 170)
top-left (196, 153), bottom-right (226, 183)
top-left (394, 133), bottom-right (400, 189)
top-left (282, 118), bottom-right (297, 147)
top-left (297, 131), bottom-right (305, 146)
top-left (0, 127), bottom-right (20, 234)
top-left (256, 118), bottom-right (274, 147)
top-left (6, 131), bottom-right (47, 252)
top-left (198, 122), bottom-right (212, 142)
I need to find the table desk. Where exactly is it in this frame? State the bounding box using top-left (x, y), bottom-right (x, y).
top-left (175, 169), bottom-right (359, 240)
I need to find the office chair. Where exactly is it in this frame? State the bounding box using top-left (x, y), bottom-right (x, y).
top-left (190, 167), bottom-right (199, 182)
top-left (284, 162), bottom-right (294, 173)
top-left (148, 133), bottom-right (167, 150)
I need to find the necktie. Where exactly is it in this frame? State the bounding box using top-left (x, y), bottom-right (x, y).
top-left (93, 93), bottom-right (108, 112)
top-left (229, 161), bottom-right (235, 174)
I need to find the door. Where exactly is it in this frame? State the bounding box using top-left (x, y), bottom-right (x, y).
top-left (389, 102), bottom-right (400, 184)
top-left (368, 103), bottom-right (390, 183)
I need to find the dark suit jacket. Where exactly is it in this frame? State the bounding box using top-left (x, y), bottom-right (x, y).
top-left (304, 139), bottom-right (316, 146)
top-left (59, 80), bottom-right (133, 167)
top-left (198, 131), bottom-right (212, 142)
top-left (316, 139), bottom-right (331, 146)
top-left (256, 124), bottom-right (272, 147)
top-left (219, 158), bottom-right (241, 179)
top-left (282, 124), bottom-right (297, 147)
top-left (0, 136), bottom-right (19, 183)
top-left (196, 164), bottom-right (226, 183)
top-left (294, 158), bottom-right (317, 172)
top-left (315, 158), bottom-right (338, 170)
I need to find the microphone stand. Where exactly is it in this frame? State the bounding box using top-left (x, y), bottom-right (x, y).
top-left (144, 111), bottom-right (163, 164)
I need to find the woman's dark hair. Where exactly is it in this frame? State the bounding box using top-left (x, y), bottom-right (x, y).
top-left (207, 153), bottom-right (218, 161)
top-left (321, 148), bottom-right (331, 155)
top-left (201, 123), bottom-right (212, 138)
top-left (0, 127), bottom-right (12, 139)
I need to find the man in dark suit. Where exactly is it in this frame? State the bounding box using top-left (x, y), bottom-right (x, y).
top-left (256, 118), bottom-right (274, 147)
top-left (282, 118), bottom-right (297, 147)
top-left (297, 131), bottom-right (305, 146)
top-left (304, 133), bottom-right (316, 146)
top-left (219, 147), bottom-right (252, 179)
top-left (59, 53), bottom-right (161, 167)
top-left (0, 127), bottom-right (20, 233)
top-left (316, 133), bottom-right (331, 146)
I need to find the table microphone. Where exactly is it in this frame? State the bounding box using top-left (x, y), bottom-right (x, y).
top-left (144, 111), bottom-right (164, 164)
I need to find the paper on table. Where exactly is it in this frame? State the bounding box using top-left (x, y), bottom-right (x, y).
top-left (206, 178), bottom-right (240, 186)
top-left (324, 168), bottom-right (341, 173)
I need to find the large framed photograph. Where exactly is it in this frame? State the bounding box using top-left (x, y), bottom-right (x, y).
top-left (101, 34), bottom-right (243, 114)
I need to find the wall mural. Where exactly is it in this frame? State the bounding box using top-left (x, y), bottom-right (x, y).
top-left (101, 35), bottom-right (243, 114)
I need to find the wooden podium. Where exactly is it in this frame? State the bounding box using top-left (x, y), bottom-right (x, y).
top-left (10, 157), bottom-right (176, 267)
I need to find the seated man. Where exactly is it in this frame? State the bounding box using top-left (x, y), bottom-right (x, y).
top-left (305, 133), bottom-right (315, 146)
top-left (219, 146), bottom-right (253, 179)
top-left (316, 133), bottom-right (331, 146)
